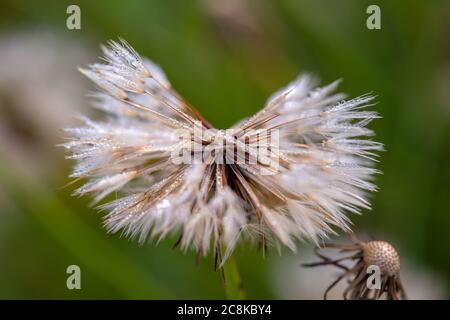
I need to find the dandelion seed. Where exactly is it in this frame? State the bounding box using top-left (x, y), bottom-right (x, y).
top-left (63, 39), bottom-right (382, 265)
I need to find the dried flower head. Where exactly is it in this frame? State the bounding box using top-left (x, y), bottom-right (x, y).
top-left (303, 234), bottom-right (407, 300)
top-left (62, 39), bottom-right (382, 265)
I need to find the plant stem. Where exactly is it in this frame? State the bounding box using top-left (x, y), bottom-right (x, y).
top-left (223, 255), bottom-right (245, 300)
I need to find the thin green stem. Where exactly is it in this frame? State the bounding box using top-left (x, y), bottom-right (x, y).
top-left (223, 255), bottom-right (245, 300)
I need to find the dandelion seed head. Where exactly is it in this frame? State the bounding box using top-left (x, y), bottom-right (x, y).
top-left (303, 236), bottom-right (406, 300)
top-left (63, 39), bottom-right (383, 263)
top-left (363, 241), bottom-right (401, 276)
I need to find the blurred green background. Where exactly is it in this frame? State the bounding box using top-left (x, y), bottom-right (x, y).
top-left (0, 0), bottom-right (449, 299)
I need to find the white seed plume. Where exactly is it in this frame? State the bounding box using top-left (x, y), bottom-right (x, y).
top-left (63, 39), bottom-right (382, 264)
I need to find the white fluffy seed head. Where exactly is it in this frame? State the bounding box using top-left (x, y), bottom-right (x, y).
top-left (64, 39), bottom-right (382, 262)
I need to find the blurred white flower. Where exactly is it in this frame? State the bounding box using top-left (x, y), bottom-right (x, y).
top-left (0, 30), bottom-right (89, 173)
top-left (63, 39), bottom-right (382, 264)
